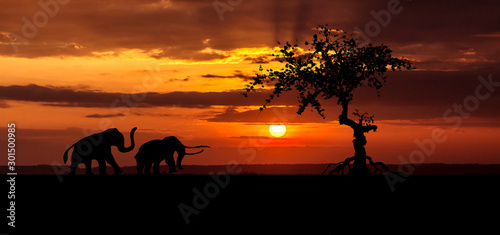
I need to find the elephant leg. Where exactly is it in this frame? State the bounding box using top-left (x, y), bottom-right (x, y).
top-left (165, 154), bottom-right (177, 173)
top-left (105, 155), bottom-right (123, 175)
top-left (136, 159), bottom-right (144, 175)
top-left (153, 161), bottom-right (161, 175)
top-left (69, 151), bottom-right (85, 175)
top-left (97, 159), bottom-right (107, 175)
top-left (68, 156), bottom-right (79, 175)
top-left (144, 161), bottom-right (152, 175)
top-left (84, 160), bottom-right (93, 175)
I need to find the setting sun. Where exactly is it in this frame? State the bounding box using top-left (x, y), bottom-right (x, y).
top-left (269, 124), bottom-right (287, 138)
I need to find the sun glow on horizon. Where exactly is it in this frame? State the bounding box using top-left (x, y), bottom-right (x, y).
top-left (269, 124), bottom-right (287, 138)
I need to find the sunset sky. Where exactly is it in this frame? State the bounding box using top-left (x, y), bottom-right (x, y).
top-left (1, 0), bottom-right (499, 167)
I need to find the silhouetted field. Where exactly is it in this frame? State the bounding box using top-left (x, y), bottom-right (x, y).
top-left (2, 163), bottom-right (500, 175)
top-left (2, 173), bottom-right (498, 234)
top-left (2, 163), bottom-right (499, 233)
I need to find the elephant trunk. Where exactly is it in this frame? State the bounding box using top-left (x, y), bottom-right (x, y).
top-left (118, 127), bottom-right (137, 153)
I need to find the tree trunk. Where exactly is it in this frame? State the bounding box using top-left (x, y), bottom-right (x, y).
top-left (339, 101), bottom-right (373, 176)
top-left (349, 137), bottom-right (372, 176)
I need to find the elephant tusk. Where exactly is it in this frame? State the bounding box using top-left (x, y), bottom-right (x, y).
top-left (184, 145), bottom-right (210, 149)
top-left (185, 149), bottom-right (205, 155)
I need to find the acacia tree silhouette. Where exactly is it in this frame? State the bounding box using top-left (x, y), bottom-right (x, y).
top-left (244, 25), bottom-right (414, 176)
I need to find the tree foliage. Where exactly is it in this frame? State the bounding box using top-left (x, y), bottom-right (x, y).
top-left (244, 25), bottom-right (414, 118)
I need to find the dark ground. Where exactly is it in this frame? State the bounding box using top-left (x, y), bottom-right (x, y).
top-left (3, 163), bottom-right (500, 175)
top-left (2, 174), bottom-right (499, 234)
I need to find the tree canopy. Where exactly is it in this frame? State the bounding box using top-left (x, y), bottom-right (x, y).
top-left (244, 25), bottom-right (414, 118)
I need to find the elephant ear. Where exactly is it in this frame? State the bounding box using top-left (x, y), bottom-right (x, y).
top-left (162, 137), bottom-right (174, 143)
top-left (161, 137), bottom-right (173, 150)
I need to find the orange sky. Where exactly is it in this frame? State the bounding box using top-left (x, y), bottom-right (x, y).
top-left (1, 0), bottom-right (500, 167)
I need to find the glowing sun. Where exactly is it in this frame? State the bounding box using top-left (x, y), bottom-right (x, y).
top-left (269, 124), bottom-right (286, 138)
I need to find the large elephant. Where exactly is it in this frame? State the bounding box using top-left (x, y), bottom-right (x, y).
top-left (135, 136), bottom-right (209, 175)
top-left (63, 127), bottom-right (137, 175)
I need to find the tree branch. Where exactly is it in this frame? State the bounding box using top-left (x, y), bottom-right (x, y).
top-left (362, 124), bottom-right (378, 133)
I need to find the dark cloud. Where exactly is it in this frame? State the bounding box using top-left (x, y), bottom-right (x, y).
top-left (244, 56), bottom-right (270, 64)
top-left (0, 84), bottom-right (121, 107)
top-left (0, 83), bottom-right (293, 108)
top-left (85, 113), bottom-right (126, 118)
top-left (1, 70), bottom-right (499, 122)
top-left (0, 0), bottom-right (498, 71)
top-left (201, 74), bottom-right (235, 79)
top-left (205, 106), bottom-right (331, 123)
top-left (233, 70), bottom-right (254, 81)
top-left (201, 70), bottom-right (253, 81)
top-left (168, 77), bottom-right (190, 82)
top-left (0, 0), bottom-right (222, 59)
top-left (208, 70), bottom-right (500, 122)
top-left (132, 112), bottom-right (170, 117)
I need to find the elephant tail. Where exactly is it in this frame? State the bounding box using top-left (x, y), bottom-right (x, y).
top-left (184, 145), bottom-right (211, 149)
top-left (63, 143), bottom-right (76, 163)
top-left (185, 149), bottom-right (205, 155)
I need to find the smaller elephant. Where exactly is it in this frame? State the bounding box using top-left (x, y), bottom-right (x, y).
top-left (135, 136), bottom-right (210, 175)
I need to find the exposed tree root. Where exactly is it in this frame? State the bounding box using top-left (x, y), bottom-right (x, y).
top-left (322, 157), bottom-right (355, 175)
top-left (365, 156), bottom-right (389, 175)
top-left (322, 162), bottom-right (342, 175)
top-left (322, 156), bottom-right (389, 175)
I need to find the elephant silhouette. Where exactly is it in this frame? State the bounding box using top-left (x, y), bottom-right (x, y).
top-left (63, 127), bottom-right (137, 175)
top-left (134, 136), bottom-right (210, 175)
